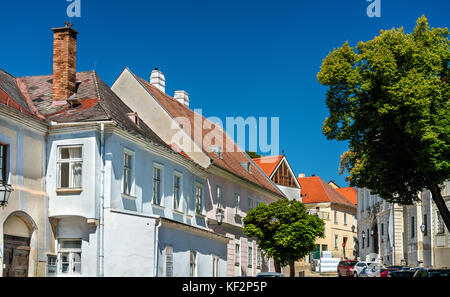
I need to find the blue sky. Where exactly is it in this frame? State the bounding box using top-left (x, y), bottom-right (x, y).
top-left (1, 0), bottom-right (448, 187)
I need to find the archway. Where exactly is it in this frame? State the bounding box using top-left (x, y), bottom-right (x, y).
top-left (2, 211), bottom-right (37, 277)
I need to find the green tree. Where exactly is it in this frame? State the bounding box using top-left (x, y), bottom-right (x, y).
top-left (243, 199), bottom-right (324, 277)
top-left (318, 16), bottom-right (450, 231)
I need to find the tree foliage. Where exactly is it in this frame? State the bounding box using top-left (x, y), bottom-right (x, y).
top-left (318, 16), bottom-right (450, 230)
top-left (243, 199), bottom-right (324, 269)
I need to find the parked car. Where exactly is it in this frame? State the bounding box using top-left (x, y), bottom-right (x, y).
top-left (337, 260), bottom-right (359, 277)
top-left (386, 265), bottom-right (410, 272)
top-left (388, 270), bottom-right (415, 277)
top-left (413, 268), bottom-right (450, 277)
top-left (365, 263), bottom-right (388, 277)
top-left (256, 272), bottom-right (283, 277)
top-left (351, 261), bottom-right (377, 277)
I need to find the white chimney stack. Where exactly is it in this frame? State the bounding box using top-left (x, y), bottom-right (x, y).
top-left (150, 67), bottom-right (166, 93)
top-left (174, 90), bottom-right (189, 107)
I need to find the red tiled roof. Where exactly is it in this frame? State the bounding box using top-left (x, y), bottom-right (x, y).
top-left (134, 75), bottom-right (284, 198)
top-left (297, 176), bottom-right (355, 208)
top-left (252, 155), bottom-right (284, 177)
top-left (336, 187), bottom-right (357, 205)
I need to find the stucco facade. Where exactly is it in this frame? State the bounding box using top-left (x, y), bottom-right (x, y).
top-left (0, 105), bottom-right (50, 277)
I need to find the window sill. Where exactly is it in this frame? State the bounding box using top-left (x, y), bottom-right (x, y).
top-left (152, 203), bottom-right (165, 210)
top-left (56, 188), bottom-right (82, 195)
top-left (172, 209), bottom-right (184, 215)
top-left (121, 193), bottom-right (137, 200)
top-left (195, 212), bottom-right (206, 218)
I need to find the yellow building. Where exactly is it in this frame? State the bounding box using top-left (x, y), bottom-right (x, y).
top-left (297, 175), bottom-right (357, 261)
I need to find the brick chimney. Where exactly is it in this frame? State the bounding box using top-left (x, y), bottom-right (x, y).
top-left (51, 24), bottom-right (78, 103)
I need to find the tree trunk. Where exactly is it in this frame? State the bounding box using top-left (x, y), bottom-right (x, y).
top-left (429, 183), bottom-right (450, 233)
top-left (289, 260), bottom-right (295, 277)
top-left (273, 259), bottom-right (281, 273)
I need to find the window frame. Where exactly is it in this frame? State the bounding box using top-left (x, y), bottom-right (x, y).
top-left (152, 163), bottom-right (164, 206)
top-left (173, 172), bottom-right (183, 212)
top-left (165, 245), bottom-right (173, 277)
top-left (0, 144), bottom-right (8, 184)
top-left (248, 196), bottom-right (254, 212)
top-left (57, 238), bottom-right (82, 276)
top-left (190, 250), bottom-right (197, 277)
top-left (122, 149), bottom-right (135, 197)
top-left (216, 184), bottom-right (223, 211)
top-left (57, 145), bottom-right (83, 190)
top-left (234, 193), bottom-right (241, 216)
top-left (195, 182), bottom-right (204, 215)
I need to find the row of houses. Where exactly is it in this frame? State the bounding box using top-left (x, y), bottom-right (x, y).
top-left (0, 24), bottom-right (291, 277)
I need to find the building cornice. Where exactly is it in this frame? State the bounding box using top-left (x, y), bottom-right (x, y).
top-left (0, 104), bottom-right (48, 135)
top-left (161, 217), bottom-right (230, 243)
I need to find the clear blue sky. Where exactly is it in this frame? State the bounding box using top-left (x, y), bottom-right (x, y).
top-left (1, 0), bottom-right (448, 187)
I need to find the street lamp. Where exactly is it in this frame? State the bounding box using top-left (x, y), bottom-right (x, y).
top-left (0, 183), bottom-right (13, 207)
top-left (216, 210), bottom-right (224, 225)
top-left (420, 223), bottom-right (426, 233)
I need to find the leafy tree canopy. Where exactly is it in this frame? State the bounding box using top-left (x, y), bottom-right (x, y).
top-left (243, 199), bottom-right (324, 268)
top-left (317, 16), bottom-right (449, 210)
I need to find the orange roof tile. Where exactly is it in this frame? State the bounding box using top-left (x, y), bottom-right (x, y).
top-left (297, 176), bottom-right (355, 208)
top-left (252, 155), bottom-right (284, 177)
top-left (336, 187), bottom-right (357, 205)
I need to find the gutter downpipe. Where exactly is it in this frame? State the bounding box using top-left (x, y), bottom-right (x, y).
top-left (98, 122), bottom-right (105, 277)
top-left (429, 191), bottom-right (434, 267)
top-left (154, 217), bottom-right (162, 277)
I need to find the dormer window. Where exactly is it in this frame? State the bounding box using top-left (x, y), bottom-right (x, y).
top-left (240, 162), bottom-right (251, 173)
top-left (127, 112), bottom-right (140, 127)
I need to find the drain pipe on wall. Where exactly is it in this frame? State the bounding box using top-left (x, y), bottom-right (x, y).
top-left (97, 122), bottom-right (105, 277)
top-left (154, 218), bottom-right (162, 277)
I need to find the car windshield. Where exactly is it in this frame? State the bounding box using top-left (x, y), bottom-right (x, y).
top-left (348, 261), bottom-right (358, 266)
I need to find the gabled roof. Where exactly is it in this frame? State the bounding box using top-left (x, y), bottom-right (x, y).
top-left (297, 176), bottom-right (355, 208)
top-left (252, 155), bottom-right (300, 189)
top-left (16, 70), bottom-right (170, 149)
top-left (130, 72), bottom-right (285, 198)
top-left (336, 187), bottom-right (357, 205)
top-left (252, 155), bottom-right (284, 177)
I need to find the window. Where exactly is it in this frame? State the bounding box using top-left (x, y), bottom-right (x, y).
top-left (381, 223), bottom-right (384, 236)
top-left (411, 216), bottom-right (415, 238)
top-left (248, 197), bottom-right (254, 212)
top-left (248, 240), bottom-right (253, 268)
top-left (190, 251), bottom-right (197, 277)
top-left (46, 255), bottom-right (57, 277)
top-left (173, 174), bottom-right (182, 211)
top-left (256, 247), bottom-right (262, 269)
top-left (216, 185), bottom-right (223, 210)
top-left (334, 210), bottom-right (338, 224)
top-left (166, 245), bottom-right (173, 277)
top-left (0, 144), bottom-right (8, 184)
top-left (437, 210), bottom-right (445, 234)
top-left (423, 214), bottom-right (428, 236)
top-left (57, 239), bottom-right (82, 275)
top-left (57, 146), bottom-right (82, 189)
top-left (195, 183), bottom-right (203, 215)
top-left (235, 193), bottom-right (241, 216)
top-left (367, 229), bottom-right (370, 247)
top-left (334, 234), bottom-right (338, 249)
top-left (322, 244), bottom-right (328, 251)
top-left (235, 238), bottom-right (241, 266)
top-left (212, 255), bottom-right (220, 277)
top-left (343, 213), bottom-right (347, 225)
top-left (362, 231), bottom-right (365, 249)
top-left (153, 166), bottom-right (162, 205)
top-left (123, 152), bottom-right (134, 196)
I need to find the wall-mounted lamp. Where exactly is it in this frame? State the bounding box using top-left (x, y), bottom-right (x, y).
top-left (0, 184), bottom-right (13, 207)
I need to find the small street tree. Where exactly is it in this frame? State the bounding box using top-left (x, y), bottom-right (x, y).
top-left (317, 16), bottom-right (450, 232)
top-left (243, 198), bottom-right (324, 277)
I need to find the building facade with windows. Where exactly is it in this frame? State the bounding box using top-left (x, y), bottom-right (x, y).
top-left (111, 67), bottom-right (286, 276)
top-left (0, 69), bottom-right (50, 277)
top-left (357, 183), bottom-right (450, 268)
top-left (1, 25), bottom-right (230, 277)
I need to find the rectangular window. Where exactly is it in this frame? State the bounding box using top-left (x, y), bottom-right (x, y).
top-left (212, 255), bottom-right (220, 277)
top-left (57, 146), bottom-right (82, 189)
top-left (334, 234), bottom-right (338, 249)
top-left (334, 210), bottom-right (338, 224)
top-left (190, 251), bottom-right (197, 277)
top-left (57, 239), bottom-right (82, 275)
top-left (195, 183), bottom-right (203, 215)
top-left (235, 241), bottom-right (240, 266)
top-left (256, 247), bottom-right (262, 269)
top-left (248, 197), bottom-right (254, 212)
top-left (411, 216), bottom-right (415, 238)
top-left (216, 185), bottom-right (223, 210)
top-left (173, 174), bottom-right (181, 211)
top-left (123, 152), bottom-right (133, 196)
top-left (423, 214), bottom-right (428, 236)
top-left (0, 144), bottom-right (8, 184)
top-left (153, 166), bottom-right (162, 205)
top-left (166, 245), bottom-right (173, 277)
top-left (437, 210), bottom-right (445, 234)
top-left (322, 244), bottom-right (328, 251)
top-left (235, 193), bottom-right (241, 216)
top-left (343, 213), bottom-right (347, 225)
top-left (367, 229), bottom-right (370, 247)
top-left (248, 241), bottom-right (253, 268)
top-left (381, 223), bottom-right (384, 236)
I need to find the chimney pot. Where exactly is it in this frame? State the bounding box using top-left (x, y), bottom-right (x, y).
top-left (150, 68), bottom-right (166, 93)
top-left (174, 90), bottom-right (189, 107)
top-left (51, 26), bottom-right (78, 102)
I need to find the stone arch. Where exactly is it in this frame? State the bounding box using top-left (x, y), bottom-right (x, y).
top-left (2, 211), bottom-right (38, 277)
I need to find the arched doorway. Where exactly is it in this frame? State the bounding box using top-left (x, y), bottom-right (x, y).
top-left (2, 212), bottom-right (37, 277)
